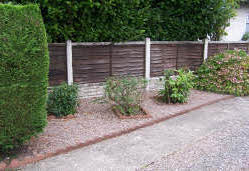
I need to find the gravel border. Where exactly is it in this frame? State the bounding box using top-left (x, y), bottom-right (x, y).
top-left (0, 90), bottom-right (233, 169)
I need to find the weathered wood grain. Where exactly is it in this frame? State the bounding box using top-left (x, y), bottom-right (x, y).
top-left (48, 42), bottom-right (249, 85)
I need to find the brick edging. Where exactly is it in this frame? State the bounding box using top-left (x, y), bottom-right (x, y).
top-left (0, 95), bottom-right (234, 170)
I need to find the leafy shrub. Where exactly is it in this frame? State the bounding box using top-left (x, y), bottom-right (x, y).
top-left (0, 4), bottom-right (49, 153)
top-left (242, 32), bottom-right (249, 41)
top-left (2, 0), bottom-right (237, 42)
top-left (158, 69), bottom-right (194, 103)
top-left (105, 77), bottom-right (147, 116)
top-left (47, 83), bottom-right (79, 117)
top-left (194, 49), bottom-right (249, 96)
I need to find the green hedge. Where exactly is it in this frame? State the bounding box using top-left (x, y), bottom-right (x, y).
top-left (0, 4), bottom-right (49, 153)
top-left (2, 0), bottom-right (237, 42)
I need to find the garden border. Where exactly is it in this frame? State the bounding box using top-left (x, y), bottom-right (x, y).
top-left (112, 106), bottom-right (152, 119)
top-left (0, 95), bottom-right (234, 170)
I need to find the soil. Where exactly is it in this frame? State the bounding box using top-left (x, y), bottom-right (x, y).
top-left (0, 90), bottom-right (231, 167)
top-left (112, 106), bottom-right (152, 119)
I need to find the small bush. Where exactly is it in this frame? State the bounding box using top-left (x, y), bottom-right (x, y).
top-left (194, 49), bottom-right (249, 96)
top-left (47, 83), bottom-right (79, 117)
top-left (105, 76), bottom-right (147, 116)
top-left (0, 4), bottom-right (49, 153)
top-left (242, 32), bottom-right (249, 41)
top-left (158, 69), bottom-right (194, 104)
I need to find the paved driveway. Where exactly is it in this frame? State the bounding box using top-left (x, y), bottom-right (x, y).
top-left (21, 96), bottom-right (249, 171)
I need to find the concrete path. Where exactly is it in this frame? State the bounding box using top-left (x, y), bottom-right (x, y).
top-left (21, 96), bottom-right (249, 171)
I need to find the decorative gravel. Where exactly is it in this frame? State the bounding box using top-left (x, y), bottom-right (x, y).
top-left (1, 90), bottom-right (230, 163)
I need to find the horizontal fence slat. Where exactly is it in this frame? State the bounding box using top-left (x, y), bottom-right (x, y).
top-left (48, 41), bottom-right (249, 85)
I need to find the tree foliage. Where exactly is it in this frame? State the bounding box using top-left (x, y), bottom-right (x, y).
top-left (148, 0), bottom-right (238, 41)
top-left (2, 0), bottom-right (239, 42)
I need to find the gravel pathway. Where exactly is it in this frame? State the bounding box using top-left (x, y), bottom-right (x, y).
top-left (2, 90), bottom-right (226, 162)
top-left (21, 96), bottom-right (249, 171)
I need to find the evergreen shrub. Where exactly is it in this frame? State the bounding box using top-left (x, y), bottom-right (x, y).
top-left (0, 4), bottom-right (49, 153)
top-left (1, 0), bottom-right (237, 42)
top-left (242, 32), bottom-right (249, 41)
top-left (47, 83), bottom-right (79, 117)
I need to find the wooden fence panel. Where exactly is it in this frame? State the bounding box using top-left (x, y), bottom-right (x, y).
top-left (228, 43), bottom-right (249, 52)
top-left (48, 44), bottom-right (67, 86)
top-left (150, 44), bottom-right (178, 77)
top-left (111, 45), bottom-right (145, 77)
top-left (208, 43), bottom-right (228, 57)
top-left (150, 44), bottom-right (163, 77)
top-left (162, 44), bottom-right (178, 70)
top-left (177, 43), bottom-right (203, 70)
top-left (72, 45), bottom-right (110, 83)
top-left (150, 43), bottom-right (203, 77)
top-left (208, 42), bottom-right (249, 57)
top-left (48, 41), bottom-right (249, 85)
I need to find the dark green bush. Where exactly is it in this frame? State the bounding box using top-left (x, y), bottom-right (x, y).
top-left (158, 69), bottom-right (194, 104)
top-left (194, 49), bottom-right (249, 96)
top-left (47, 83), bottom-right (79, 117)
top-left (0, 4), bottom-right (49, 153)
top-left (105, 77), bottom-right (147, 116)
top-left (242, 32), bottom-right (249, 41)
top-left (2, 0), bottom-right (237, 42)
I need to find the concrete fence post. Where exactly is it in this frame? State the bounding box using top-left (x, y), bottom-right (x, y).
top-left (66, 40), bottom-right (73, 85)
top-left (145, 38), bottom-right (151, 90)
top-left (203, 38), bottom-right (209, 61)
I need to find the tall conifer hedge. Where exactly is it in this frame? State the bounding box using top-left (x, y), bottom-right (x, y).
top-left (0, 4), bottom-right (49, 152)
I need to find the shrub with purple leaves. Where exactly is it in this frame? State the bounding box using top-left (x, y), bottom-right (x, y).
top-left (194, 49), bottom-right (249, 96)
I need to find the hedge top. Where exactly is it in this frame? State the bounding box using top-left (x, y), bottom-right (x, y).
top-left (0, 3), bottom-right (49, 87)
